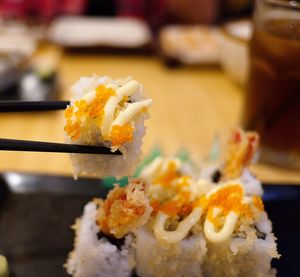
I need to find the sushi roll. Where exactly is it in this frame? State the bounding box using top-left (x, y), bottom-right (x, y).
top-left (200, 183), bottom-right (278, 277)
top-left (134, 183), bottom-right (278, 277)
top-left (64, 75), bottom-right (152, 178)
top-left (135, 152), bottom-right (278, 276)
top-left (65, 178), bottom-right (152, 277)
top-left (66, 130), bottom-right (279, 277)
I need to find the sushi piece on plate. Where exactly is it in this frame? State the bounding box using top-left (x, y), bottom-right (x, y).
top-left (64, 75), bottom-right (152, 178)
top-left (66, 130), bottom-right (279, 277)
top-left (200, 183), bottom-right (278, 277)
top-left (65, 178), bottom-right (152, 277)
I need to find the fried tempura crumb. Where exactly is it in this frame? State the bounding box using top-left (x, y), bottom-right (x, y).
top-left (96, 178), bottom-right (152, 238)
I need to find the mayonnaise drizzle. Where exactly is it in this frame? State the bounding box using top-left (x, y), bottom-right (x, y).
top-left (140, 157), bottom-right (181, 182)
top-left (151, 181), bottom-right (258, 244)
top-left (153, 208), bottom-right (202, 244)
top-left (204, 209), bottom-right (239, 243)
top-left (139, 156), bottom-right (262, 245)
top-left (113, 99), bottom-right (152, 126)
top-left (140, 157), bottom-right (164, 180)
top-left (101, 80), bottom-right (140, 137)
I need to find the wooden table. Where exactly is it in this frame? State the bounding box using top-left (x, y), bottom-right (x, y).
top-left (0, 46), bottom-right (299, 184)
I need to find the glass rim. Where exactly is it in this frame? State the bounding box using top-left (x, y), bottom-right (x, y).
top-left (262, 0), bottom-right (300, 10)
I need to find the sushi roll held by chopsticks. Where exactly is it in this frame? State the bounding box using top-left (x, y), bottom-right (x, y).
top-left (64, 76), bottom-right (152, 178)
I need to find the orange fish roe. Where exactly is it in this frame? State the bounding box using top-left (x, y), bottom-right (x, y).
top-left (156, 197), bottom-right (194, 218)
top-left (252, 195), bottom-right (264, 211)
top-left (109, 123), bottom-right (134, 146)
top-left (64, 119), bottom-right (81, 140)
top-left (153, 161), bottom-right (180, 187)
top-left (177, 190), bottom-right (191, 204)
top-left (200, 184), bottom-right (253, 226)
top-left (159, 201), bottom-right (181, 217)
top-left (152, 187), bottom-right (193, 218)
top-left (195, 195), bottom-right (208, 209)
top-left (174, 177), bottom-right (191, 196)
top-left (150, 175), bottom-right (195, 217)
top-left (176, 189), bottom-right (193, 216)
top-left (74, 100), bottom-right (87, 118)
top-left (87, 85), bottom-right (115, 119)
top-left (64, 85), bottom-right (116, 140)
top-left (175, 176), bottom-right (190, 190)
top-left (150, 199), bottom-right (161, 215)
top-left (64, 106), bottom-right (73, 118)
top-left (179, 203), bottom-right (193, 217)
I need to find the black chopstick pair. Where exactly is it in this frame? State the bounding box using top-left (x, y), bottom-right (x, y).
top-left (0, 101), bottom-right (121, 155)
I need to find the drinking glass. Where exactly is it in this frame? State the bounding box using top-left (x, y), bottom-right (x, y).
top-left (243, 0), bottom-right (300, 169)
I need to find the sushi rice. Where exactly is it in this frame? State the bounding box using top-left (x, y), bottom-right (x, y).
top-left (66, 202), bottom-right (134, 277)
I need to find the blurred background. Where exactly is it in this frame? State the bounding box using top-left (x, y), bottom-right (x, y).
top-left (0, 0), bottom-right (299, 183)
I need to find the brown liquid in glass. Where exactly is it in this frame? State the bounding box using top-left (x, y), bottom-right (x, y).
top-left (243, 19), bottom-right (300, 157)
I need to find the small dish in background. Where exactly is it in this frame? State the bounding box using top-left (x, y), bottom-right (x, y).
top-left (159, 25), bottom-right (220, 66)
top-left (0, 20), bottom-right (59, 101)
top-left (0, 52), bottom-right (26, 94)
top-left (218, 19), bottom-right (252, 85)
top-left (0, 52), bottom-right (59, 101)
top-left (47, 16), bottom-right (153, 54)
top-left (0, 21), bottom-right (39, 94)
top-left (0, 19), bottom-right (46, 58)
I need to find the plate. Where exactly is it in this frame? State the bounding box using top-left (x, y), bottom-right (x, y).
top-left (0, 70), bottom-right (58, 101)
top-left (159, 25), bottom-right (220, 66)
top-left (47, 16), bottom-right (153, 54)
top-left (0, 172), bottom-right (299, 277)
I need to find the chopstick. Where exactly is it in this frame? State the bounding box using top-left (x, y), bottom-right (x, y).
top-left (0, 102), bottom-right (122, 155)
top-left (0, 101), bottom-right (69, 112)
top-left (0, 138), bottom-right (121, 155)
